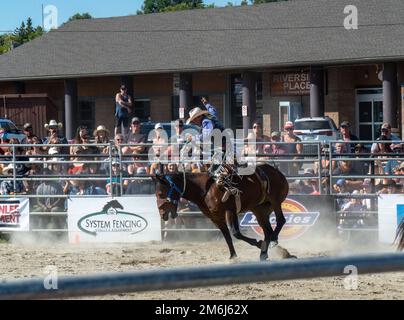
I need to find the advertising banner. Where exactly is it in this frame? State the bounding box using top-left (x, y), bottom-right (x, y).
top-left (0, 198), bottom-right (29, 231)
top-left (378, 195), bottom-right (404, 243)
top-left (239, 195), bottom-right (336, 243)
top-left (68, 196), bottom-right (161, 243)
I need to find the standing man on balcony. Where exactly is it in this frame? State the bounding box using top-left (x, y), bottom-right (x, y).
top-left (115, 84), bottom-right (132, 136)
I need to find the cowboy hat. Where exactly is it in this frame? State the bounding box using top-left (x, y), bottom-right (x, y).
top-left (186, 107), bottom-right (209, 124)
top-left (44, 120), bottom-right (63, 130)
top-left (2, 164), bottom-right (14, 175)
top-left (93, 125), bottom-right (110, 136)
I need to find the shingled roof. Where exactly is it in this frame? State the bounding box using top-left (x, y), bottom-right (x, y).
top-left (0, 0), bottom-right (404, 81)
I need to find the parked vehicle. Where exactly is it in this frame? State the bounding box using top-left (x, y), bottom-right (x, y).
top-left (293, 117), bottom-right (339, 154)
top-left (0, 118), bottom-right (26, 142)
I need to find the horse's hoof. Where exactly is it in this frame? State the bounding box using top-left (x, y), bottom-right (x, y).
top-left (256, 240), bottom-right (263, 249)
top-left (288, 255), bottom-right (298, 259)
top-left (269, 241), bottom-right (279, 248)
top-left (259, 253), bottom-right (268, 261)
top-left (230, 253), bottom-right (238, 259)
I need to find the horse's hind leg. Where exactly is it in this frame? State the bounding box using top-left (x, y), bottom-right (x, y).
top-left (252, 203), bottom-right (274, 261)
top-left (225, 210), bottom-right (262, 249)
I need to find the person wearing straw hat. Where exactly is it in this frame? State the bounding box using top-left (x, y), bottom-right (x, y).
top-left (93, 125), bottom-right (111, 154)
top-left (43, 120), bottom-right (68, 154)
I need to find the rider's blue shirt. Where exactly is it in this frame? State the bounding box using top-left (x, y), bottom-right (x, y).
top-left (205, 103), bottom-right (218, 118)
top-left (195, 118), bottom-right (215, 142)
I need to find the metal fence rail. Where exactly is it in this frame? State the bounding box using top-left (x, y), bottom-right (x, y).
top-left (0, 252), bottom-right (403, 299)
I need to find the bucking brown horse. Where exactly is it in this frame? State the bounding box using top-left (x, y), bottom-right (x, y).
top-left (154, 163), bottom-right (291, 261)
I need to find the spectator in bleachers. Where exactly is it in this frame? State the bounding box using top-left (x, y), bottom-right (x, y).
top-left (106, 159), bottom-right (122, 195)
top-left (371, 123), bottom-right (400, 153)
top-left (334, 179), bottom-right (350, 210)
top-left (352, 143), bottom-right (371, 175)
top-left (0, 143), bottom-right (30, 194)
top-left (125, 167), bottom-right (154, 195)
top-left (21, 123), bottom-right (42, 145)
top-left (360, 178), bottom-right (373, 209)
top-left (338, 121), bottom-right (358, 153)
top-left (282, 121), bottom-right (302, 176)
top-left (64, 165), bottom-right (106, 196)
top-left (43, 120), bottom-right (68, 154)
top-left (269, 131), bottom-right (287, 173)
top-left (377, 179), bottom-right (400, 194)
top-left (251, 120), bottom-right (270, 155)
top-left (168, 119), bottom-right (186, 161)
top-left (32, 167), bottom-right (64, 213)
top-left (93, 125), bottom-right (111, 154)
top-left (123, 117), bottom-right (146, 172)
top-left (371, 135), bottom-right (393, 187)
top-left (115, 84), bottom-right (132, 136)
top-left (151, 123), bottom-right (168, 158)
top-left (332, 159), bottom-right (362, 191)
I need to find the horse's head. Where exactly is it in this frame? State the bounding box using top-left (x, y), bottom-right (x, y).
top-left (154, 174), bottom-right (182, 221)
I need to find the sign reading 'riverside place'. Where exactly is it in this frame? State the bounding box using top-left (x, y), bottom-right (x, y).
top-left (270, 72), bottom-right (310, 96)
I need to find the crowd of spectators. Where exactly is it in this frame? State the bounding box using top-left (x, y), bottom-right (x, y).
top-left (1, 116), bottom-right (404, 218)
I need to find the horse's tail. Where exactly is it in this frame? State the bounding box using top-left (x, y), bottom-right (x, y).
top-left (395, 219), bottom-right (404, 251)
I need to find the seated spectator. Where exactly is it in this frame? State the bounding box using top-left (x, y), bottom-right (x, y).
top-left (334, 179), bottom-right (350, 211)
top-left (64, 167), bottom-right (106, 196)
top-left (32, 168), bottom-right (64, 212)
top-left (282, 121), bottom-right (302, 176)
top-left (122, 118), bottom-right (146, 170)
top-left (93, 125), bottom-right (111, 154)
top-left (0, 164), bottom-right (25, 195)
top-left (125, 167), bottom-right (154, 195)
top-left (150, 123), bottom-right (168, 161)
top-left (352, 143), bottom-right (371, 175)
top-left (106, 160), bottom-right (122, 195)
top-left (377, 179), bottom-right (400, 194)
top-left (269, 131), bottom-right (287, 173)
top-left (42, 120), bottom-right (68, 154)
top-left (371, 122), bottom-right (400, 153)
top-left (332, 159), bottom-right (364, 191)
top-left (21, 123), bottom-right (42, 145)
top-left (337, 121), bottom-right (358, 153)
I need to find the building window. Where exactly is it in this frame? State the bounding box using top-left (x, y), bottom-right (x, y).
top-left (77, 100), bottom-right (95, 131)
top-left (230, 74), bottom-right (243, 129)
top-left (133, 99), bottom-right (151, 122)
top-left (356, 88), bottom-right (383, 140)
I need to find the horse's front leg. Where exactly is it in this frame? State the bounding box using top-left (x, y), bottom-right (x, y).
top-left (225, 210), bottom-right (262, 248)
top-left (204, 209), bottom-right (237, 259)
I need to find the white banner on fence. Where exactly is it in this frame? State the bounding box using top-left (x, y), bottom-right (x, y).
top-left (0, 198), bottom-right (29, 231)
top-left (378, 194), bottom-right (404, 243)
top-left (68, 196), bottom-right (161, 243)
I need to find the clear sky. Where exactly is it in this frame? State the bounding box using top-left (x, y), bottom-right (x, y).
top-left (0, 0), bottom-right (233, 33)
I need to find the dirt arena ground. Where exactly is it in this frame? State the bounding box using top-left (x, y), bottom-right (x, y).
top-left (1, 235), bottom-right (403, 300)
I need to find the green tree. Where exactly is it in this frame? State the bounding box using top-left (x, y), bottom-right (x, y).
top-left (0, 18), bottom-right (43, 54)
top-left (138, 0), bottom-right (207, 14)
top-left (68, 12), bottom-right (93, 22)
top-left (252, 0), bottom-right (287, 4)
